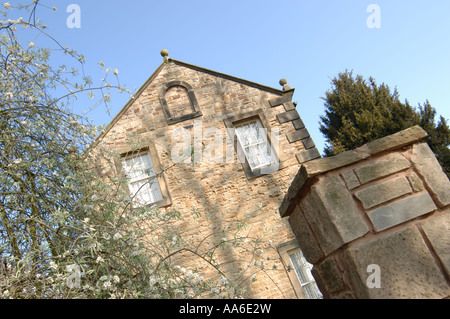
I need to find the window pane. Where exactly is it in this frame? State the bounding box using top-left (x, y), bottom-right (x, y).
top-left (123, 152), bottom-right (163, 206)
top-left (303, 282), bottom-right (323, 299)
top-left (235, 119), bottom-right (275, 171)
top-left (288, 249), bottom-right (323, 299)
top-left (123, 153), bottom-right (157, 181)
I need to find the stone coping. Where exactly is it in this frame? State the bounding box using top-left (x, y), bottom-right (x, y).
top-left (279, 125), bottom-right (428, 217)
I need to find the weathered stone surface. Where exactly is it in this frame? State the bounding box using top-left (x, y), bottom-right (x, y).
top-left (283, 101), bottom-right (295, 111)
top-left (286, 166), bottom-right (309, 202)
top-left (268, 92), bottom-right (293, 107)
top-left (303, 149), bottom-right (370, 177)
top-left (294, 126), bottom-right (427, 179)
top-left (341, 170), bottom-right (360, 190)
top-left (292, 118), bottom-right (305, 130)
top-left (411, 142), bottom-right (450, 207)
top-left (276, 110), bottom-right (300, 123)
top-left (295, 148), bottom-right (321, 163)
top-left (364, 125), bottom-right (428, 155)
top-left (344, 227), bottom-right (449, 298)
top-left (301, 176), bottom-right (369, 255)
top-left (355, 176), bottom-right (412, 209)
top-left (368, 192), bottom-right (437, 231)
top-left (407, 172), bottom-right (424, 192)
top-left (278, 194), bottom-right (291, 218)
top-left (316, 256), bottom-right (345, 294)
top-left (300, 189), bottom-right (343, 256)
top-left (354, 154), bottom-right (411, 184)
top-left (286, 128), bottom-right (310, 143)
top-left (288, 206), bottom-right (324, 264)
top-left (421, 211), bottom-right (450, 276)
top-left (302, 137), bottom-right (315, 150)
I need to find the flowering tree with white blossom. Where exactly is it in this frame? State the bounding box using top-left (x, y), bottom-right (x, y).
top-left (0, 1), bottom-right (276, 299)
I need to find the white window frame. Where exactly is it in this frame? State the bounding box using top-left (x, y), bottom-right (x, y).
top-left (118, 144), bottom-right (171, 208)
top-left (287, 248), bottom-right (323, 299)
top-left (234, 119), bottom-right (276, 171)
top-left (122, 151), bottom-right (163, 207)
top-left (224, 109), bottom-right (281, 179)
top-left (278, 241), bottom-right (323, 299)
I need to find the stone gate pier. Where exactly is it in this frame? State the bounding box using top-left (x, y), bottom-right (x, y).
top-left (280, 126), bottom-right (450, 298)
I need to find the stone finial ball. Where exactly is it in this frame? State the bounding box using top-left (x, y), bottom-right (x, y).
top-left (279, 78), bottom-right (287, 86)
top-left (160, 49), bottom-right (169, 57)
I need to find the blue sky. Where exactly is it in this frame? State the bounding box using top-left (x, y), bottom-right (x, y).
top-left (18, 0), bottom-right (450, 154)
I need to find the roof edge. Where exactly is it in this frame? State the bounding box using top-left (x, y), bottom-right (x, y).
top-left (90, 57), bottom-right (292, 149)
top-left (90, 60), bottom-right (167, 150)
top-left (169, 58), bottom-right (287, 96)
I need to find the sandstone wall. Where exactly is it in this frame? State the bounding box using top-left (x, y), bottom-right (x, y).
top-left (280, 126), bottom-right (450, 298)
top-left (95, 58), bottom-right (317, 298)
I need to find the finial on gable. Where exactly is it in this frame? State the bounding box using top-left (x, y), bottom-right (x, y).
top-left (279, 78), bottom-right (292, 91)
top-left (160, 49), bottom-right (169, 61)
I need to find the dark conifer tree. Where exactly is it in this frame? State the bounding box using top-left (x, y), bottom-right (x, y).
top-left (320, 71), bottom-right (449, 177)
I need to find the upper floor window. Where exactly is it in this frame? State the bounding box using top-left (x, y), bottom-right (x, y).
top-left (122, 152), bottom-right (163, 206)
top-left (224, 109), bottom-right (280, 179)
top-left (234, 119), bottom-right (276, 171)
top-left (119, 143), bottom-right (172, 208)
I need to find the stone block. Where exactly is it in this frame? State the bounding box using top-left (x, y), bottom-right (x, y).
top-left (344, 227), bottom-right (449, 298)
top-left (421, 212), bottom-right (450, 276)
top-left (302, 137), bottom-right (316, 150)
top-left (276, 110), bottom-right (300, 123)
top-left (286, 128), bottom-right (310, 143)
top-left (301, 176), bottom-right (369, 255)
top-left (283, 101), bottom-right (295, 111)
top-left (303, 149), bottom-right (369, 177)
top-left (354, 154), bottom-right (411, 184)
top-left (286, 166), bottom-right (309, 202)
top-left (355, 176), bottom-right (412, 209)
top-left (295, 148), bottom-right (321, 163)
top-left (268, 94), bottom-right (292, 107)
top-left (407, 172), bottom-right (424, 192)
top-left (367, 192), bottom-right (437, 231)
top-left (278, 194), bottom-right (291, 218)
top-left (316, 256), bottom-right (345, 294)
top-left (341, 170), bottom-right (360, 190)
top-left (411, 142), bottom-right (450, 207)
top-left (299, 190), bottom-right (344, 256)
top-left (292, 118), bottom-right (305, 130)
top-left (288, 206), bottom-right (324, 264)
top-left (365, 125), bottom-right (428, 155)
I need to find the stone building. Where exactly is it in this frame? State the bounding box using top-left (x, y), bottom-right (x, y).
top-left (280, 126), bottom-right (450, 299)
top-left (92, 50), bottom-right (323, 299)
top-left (92, 51), bottom-right (449, 299)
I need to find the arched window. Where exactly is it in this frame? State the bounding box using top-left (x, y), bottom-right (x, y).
top-left (159, 81), bottom-right (202, 124)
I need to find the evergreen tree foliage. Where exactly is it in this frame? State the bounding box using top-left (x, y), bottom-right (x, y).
top-left (320, 70), bottom-right (450, 177)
